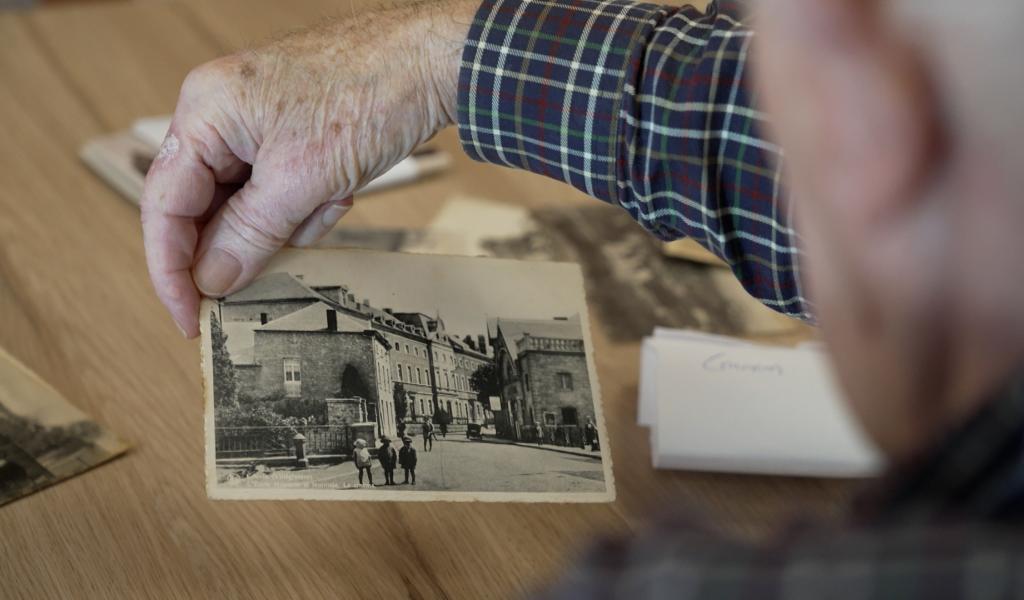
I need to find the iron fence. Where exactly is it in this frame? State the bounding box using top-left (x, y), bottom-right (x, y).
top-left (215, 426), bottom-right (353, 458)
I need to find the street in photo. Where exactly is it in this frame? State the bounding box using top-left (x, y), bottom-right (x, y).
top-left (201, 249), bottom-right (612, 502)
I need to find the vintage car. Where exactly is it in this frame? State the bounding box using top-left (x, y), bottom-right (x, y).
top-left (465, 423), bottom-right (483, 440)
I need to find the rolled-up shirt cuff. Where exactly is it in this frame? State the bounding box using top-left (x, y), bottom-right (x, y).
top-left (456, 0), bottom-right (666, 204)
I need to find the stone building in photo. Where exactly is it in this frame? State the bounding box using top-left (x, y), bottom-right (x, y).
top-left (451, 336), bottom-right (493, 425)
top-left (391, 313), bottom-right (470, 426)
top-left (488, 315), bottom-right (593, 441)
top-left (369, 312), bottom-right (434, 425)
top-left (215, 272), bottom-right (495, 439)
top-left (239, 302), bottom-right (397, 438)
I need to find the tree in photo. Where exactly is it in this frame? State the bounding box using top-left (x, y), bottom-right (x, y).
top-left (210, 311), bottom-right (239, 408)
top-left (340, 364), bottom-right (369, 399)
top-left (469, 362), bottom-right (500, 402)
top-left (393, 382), bottom-right (408, 422)
top-left (432, 406), bottom-right (451, 426)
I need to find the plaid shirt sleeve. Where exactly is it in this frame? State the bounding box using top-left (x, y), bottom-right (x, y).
top-left (457, 0), bottom-right (809, 319)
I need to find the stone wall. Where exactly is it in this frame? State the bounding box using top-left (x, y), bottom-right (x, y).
top-left (325, 397), bottom-right (366, 425)
top-left (520, 351), bottom-right (594, 428)
top-left (247, 330), bottom-right (379, 408)
top-left (235, 364), bottom-right (262, 399)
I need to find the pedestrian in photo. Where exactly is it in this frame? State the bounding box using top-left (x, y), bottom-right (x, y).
top-left (399, 436), bottom-right (417, 485)
top-left (421, 418), bottom-right (434, 452)
top-left (353, 438), bottom-right (373, 487)
top-left (439, 416), bottom-right (448, 439)
top-left (584, 419), bottom-right (597, 452)
top-left (396, 417), bottom-right (406, 440)
top-left (534, 421), bottom-right (544, 446)
top-left (378, 436), bottom-right (398, 486)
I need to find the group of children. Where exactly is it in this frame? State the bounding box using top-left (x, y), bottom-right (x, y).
top-left (352, 435), bottom-right (418, 487)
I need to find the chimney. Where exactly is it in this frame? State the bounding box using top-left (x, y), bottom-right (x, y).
top-left (260, 313), bottom-right (268, 325)
top-left (347, 293), bottom-right (355, 304)
top-left (477, 334), bottom-right (487, 353)
top-left (326, 309), bottom-right (337, 332)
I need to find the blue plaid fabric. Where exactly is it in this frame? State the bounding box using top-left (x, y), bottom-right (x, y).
top-left (457, 0), bottom-right (808, 319)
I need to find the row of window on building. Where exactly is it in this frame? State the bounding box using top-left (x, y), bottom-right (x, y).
top-left (394, 363), bottom-right (470, 392)
top-left (523, 371), bottom-right (575, 392)
top-left (280, 357), bottom-right (476, 400)
top-left (409, 395), bottom-right (472, 421)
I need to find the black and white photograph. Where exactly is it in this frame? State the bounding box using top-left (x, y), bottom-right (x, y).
top-left (0, 347), bottom-right (127, 507)
top-left (201, 249), bottom-right (612, 502)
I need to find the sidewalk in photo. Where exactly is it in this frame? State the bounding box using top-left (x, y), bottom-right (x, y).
top-left (468, 435), bottom-right (602, 459)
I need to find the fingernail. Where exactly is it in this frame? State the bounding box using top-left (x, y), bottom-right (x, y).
top-left (176, 322), bottom-right (189, 338)
top-left (194, 248), bottom-right (242, 297)
top-left (322, 200), bottom-right (352, 228)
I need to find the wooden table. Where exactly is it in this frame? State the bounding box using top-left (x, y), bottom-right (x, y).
top-left (0, 1), bottom-right (852, 597)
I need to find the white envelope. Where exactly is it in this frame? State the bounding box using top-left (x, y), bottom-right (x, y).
top-left (640, 330), bottom-right (884, 477)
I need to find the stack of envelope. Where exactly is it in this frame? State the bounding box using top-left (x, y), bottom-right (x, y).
top-left (639, 329), bottom-right (884, 478)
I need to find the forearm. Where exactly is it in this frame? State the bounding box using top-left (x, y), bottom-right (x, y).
top-left (453, 0), bottom-right (808, 319)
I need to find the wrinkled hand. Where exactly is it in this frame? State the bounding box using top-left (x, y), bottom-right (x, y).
top-left (141, 0), bottom-right (474, 337)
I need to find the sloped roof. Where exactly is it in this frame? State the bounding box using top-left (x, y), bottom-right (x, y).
top-left (257, 301), bottom-right (370, 332)
top-left (393, 312), bottom-right (447, 340)
top-left (490, 316), bottom-right (583, 360)
top-left (222, 272), bottom-right (324, 304)
top-left (491, 316), bottom-right (581, 341)
top-left (449, 337), bottom-right (491, 360)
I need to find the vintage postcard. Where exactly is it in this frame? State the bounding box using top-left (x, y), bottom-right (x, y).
top-left (201, 249), bottom-right (613, 502)
top-left (0, 347), bottom-right (127, 507)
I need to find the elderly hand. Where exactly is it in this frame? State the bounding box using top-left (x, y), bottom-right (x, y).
top-left (141, 0), bottom-right (476, 337)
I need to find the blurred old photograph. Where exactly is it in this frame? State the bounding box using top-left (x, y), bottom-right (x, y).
top-left (392, 198), bottom-right (807, 342)
top-left (201, 249), bottom-right (612, 502)
top-left (0, 347), bottom-right (127, 507)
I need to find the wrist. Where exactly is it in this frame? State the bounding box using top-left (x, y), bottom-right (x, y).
top-left (416, 0), bottom-right (479, 129)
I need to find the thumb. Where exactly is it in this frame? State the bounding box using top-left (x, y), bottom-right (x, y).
top-left (192, 164), bottom-right (328, 297)
top-left (289, 196), bottom-right (355, 247)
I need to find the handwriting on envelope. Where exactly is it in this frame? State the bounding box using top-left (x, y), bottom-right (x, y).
top-left (640, 330), bottom-right (883, 477)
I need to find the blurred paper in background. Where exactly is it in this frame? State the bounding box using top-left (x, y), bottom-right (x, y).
top-left (0, 347), bottom-right (127, 507)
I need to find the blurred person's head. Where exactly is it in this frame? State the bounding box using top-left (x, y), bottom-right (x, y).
top-left (757, 0), bottom-right (1024, 460)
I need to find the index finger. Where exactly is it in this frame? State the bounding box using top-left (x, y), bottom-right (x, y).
top-left (140, 125), bottom-right (217, 338)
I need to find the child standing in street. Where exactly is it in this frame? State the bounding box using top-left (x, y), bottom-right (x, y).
top-left (378, 436), bottom-right (398, 486)
top-left (353, 439), bottom-right (373, 486)
top-left (399, 436), bottom-right (417, 485)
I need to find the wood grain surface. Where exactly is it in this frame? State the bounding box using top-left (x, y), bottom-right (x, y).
top-left (0, 1), bottom-right (852, 598)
